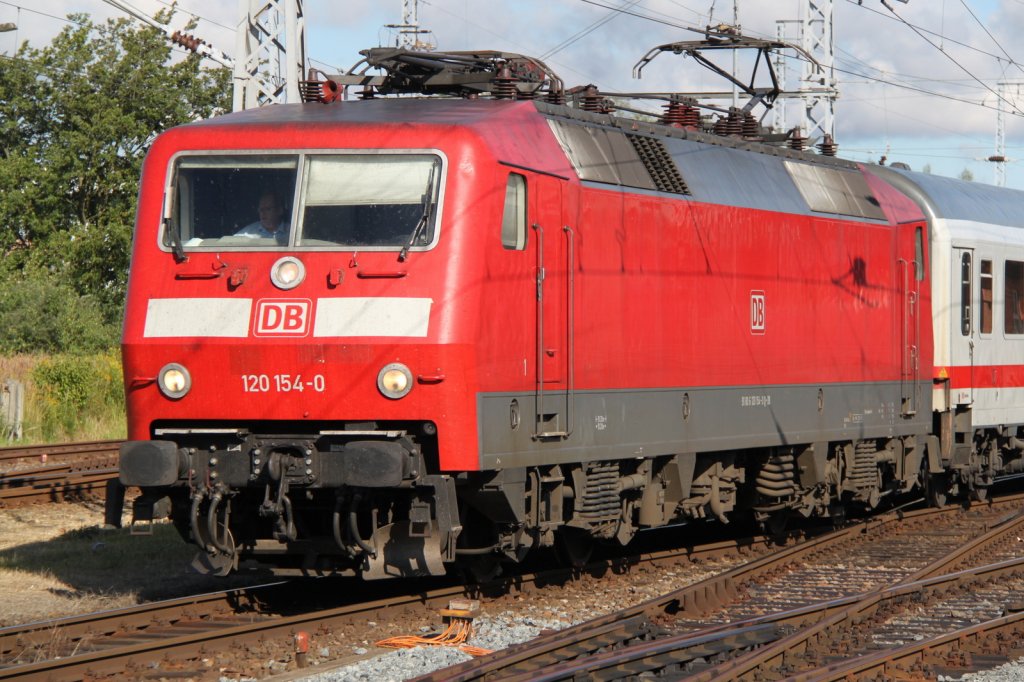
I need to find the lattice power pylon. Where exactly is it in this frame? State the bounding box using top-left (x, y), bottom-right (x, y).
top-left (775, 0), bottom-right (837, 141)
top-left (385, 0), bottom-right (435, 51)
top-left (233, 0), bottom-right (307, 111)
top-left (995, 81), bottom-right (1023, 187)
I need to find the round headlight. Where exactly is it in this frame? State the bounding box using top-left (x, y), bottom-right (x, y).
top-left (158, 363), bottom-right (191, 400)
top-left (377, 363), bottom-right (413, 399)
top-left (271, 256), bottom-right (305, 290)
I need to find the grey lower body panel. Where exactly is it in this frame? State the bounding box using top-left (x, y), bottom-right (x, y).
top-left (477, 382), bottom-right (932, 470)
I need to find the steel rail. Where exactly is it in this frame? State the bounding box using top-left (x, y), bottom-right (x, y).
top-left (0, 467), bottom-right (118, 506)
top-left (0, 440), bottom-right (122, 464)
top-left (0, 532), bottom-right (782, 680)
top-left (0, 440), bottom-right (122, 506)
top-left (790, 600), bottom-right (1024, 681)
top-left (486, 500), bottom-right (1024, 682)
top-left (690, 500), bottom-right (1024, 682)
top-left (507, 542), bottom-right (1024, 681)
top-left (422, 493), bottom-right (1024, 682)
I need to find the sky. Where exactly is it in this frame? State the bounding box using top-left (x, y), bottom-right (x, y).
top-left (4, 1), bottom-right (1024, 188)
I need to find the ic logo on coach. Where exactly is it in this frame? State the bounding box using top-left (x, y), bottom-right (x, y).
top-left (750, 291), bottom-right (766, 335)
top-left (253, 299), bottom-right (312, 337)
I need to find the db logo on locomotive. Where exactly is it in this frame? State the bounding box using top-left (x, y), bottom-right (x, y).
top-left (750, 290), bottom-right (766, 335)
top-left (253, 299), bottom-right (312, 337)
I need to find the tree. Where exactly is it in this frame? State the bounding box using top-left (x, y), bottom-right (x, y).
top-left (0, 12), bottom-right (230, 345)
top-left (959, 168), bottom-right (974, 182)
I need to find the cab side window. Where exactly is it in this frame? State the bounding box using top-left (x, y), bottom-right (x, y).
top-left (501, 173), bottom-right (527, 251)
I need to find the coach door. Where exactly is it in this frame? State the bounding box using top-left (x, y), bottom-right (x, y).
top-left (898, 224), bottom-right (925, 416)
top-left (952, 247), bottom-right (975, 404)
top-left (532, 175), bottom-right (574, 439)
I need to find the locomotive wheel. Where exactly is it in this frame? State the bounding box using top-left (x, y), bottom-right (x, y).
top-left (970, 484), bottom-right (989, 502)
top-left (555, 527), bottom-right (594, 569)
top-left (926, 472), bottom-right (949, 508)
top-left (760, 510), bottom-right (789, 537)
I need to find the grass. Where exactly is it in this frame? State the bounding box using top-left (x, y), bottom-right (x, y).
top-left (0, 353), bottom-right (127, 445)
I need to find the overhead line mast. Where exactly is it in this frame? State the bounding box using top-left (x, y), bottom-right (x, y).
top-left (233, 0), bottom-right (307, 110)
top-left (385, 0), bottom-right (436, 51)
top-left (101, 0), bottom-right (307, 111)
top-left (774, 0), bottom-right (837, 143)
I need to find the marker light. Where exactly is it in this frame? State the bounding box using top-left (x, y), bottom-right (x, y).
top-left (377, 363), bottom-right (413, 399)
top-left (158, 363), bottom-right (191, 400)
top-left (271, 256), bottom-right (305, 290)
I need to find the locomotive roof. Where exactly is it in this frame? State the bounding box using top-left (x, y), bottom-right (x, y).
top-left (183, 98), bottom-right (537, 128)
top-left (171, 98), bottom-right (907, 223)
top-left (185, 98), bottom-right (856, 170)
top-left (873, 166), bottom-right (1024, 229)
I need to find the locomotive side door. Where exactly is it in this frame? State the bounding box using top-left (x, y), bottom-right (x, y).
top-left (531, 174), bottom-right (574, 439)
top-left (898, 224), bottom-right (925, 416)
top-left (951, 247), bottom-right (975, 405)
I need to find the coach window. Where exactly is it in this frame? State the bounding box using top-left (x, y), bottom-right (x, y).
top-left (501, 173), bottom-right (527, 250)
top-left (1005, 260), bottom-right (1024, 334)
top-left (980, 259), bottom-right (993, 334)
top-left (960, 253), bottom-right (972, 336)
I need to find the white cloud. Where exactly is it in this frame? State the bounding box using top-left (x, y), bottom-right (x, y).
top-left (6, 0), bottom-right (1024, 184)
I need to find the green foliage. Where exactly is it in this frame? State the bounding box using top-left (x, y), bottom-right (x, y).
top-left (0, 12), bottom-right (230, 337)
top-left (0, 272), bottom-right (117, 354)
top-left (29, 351), bottom-right (125, 441)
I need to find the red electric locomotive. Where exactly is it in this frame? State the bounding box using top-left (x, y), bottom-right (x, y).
top-left (119, 49), bottom-right (941, 578)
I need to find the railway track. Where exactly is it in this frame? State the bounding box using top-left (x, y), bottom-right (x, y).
top-left (0, 440), bottom-right (122, 507)
top-left (425, 492), bottom-right (1024, 681)
top-left (6, 490), bottom-right (1024, 680)
top-left (0, 532), bottom-right (785, 680)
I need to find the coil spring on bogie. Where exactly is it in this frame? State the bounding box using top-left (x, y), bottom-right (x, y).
top-left (579, 462), bottom-right (621, 521)
top-left (850, 441), bottom-right (878, 490)
top-left (755, 452), bottom-right (798, 499)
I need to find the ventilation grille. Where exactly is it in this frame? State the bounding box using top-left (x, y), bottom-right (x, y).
top-left (629, 135), bottom-right (690, 195)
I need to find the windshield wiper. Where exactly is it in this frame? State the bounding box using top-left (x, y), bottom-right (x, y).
top-left (165, 218), bottom-right (186, 262)
top-left (399, 163), bottom-right (436, 262)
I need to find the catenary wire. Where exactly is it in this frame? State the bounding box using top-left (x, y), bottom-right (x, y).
top-left (878, 1), bottom-right (1024, 116)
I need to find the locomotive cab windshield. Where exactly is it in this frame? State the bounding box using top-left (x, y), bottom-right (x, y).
top-left (163, 151), bottom-right (444, 251)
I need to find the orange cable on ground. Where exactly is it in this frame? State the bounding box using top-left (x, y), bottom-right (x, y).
top-left (376, 617), bottom-right (493, 657)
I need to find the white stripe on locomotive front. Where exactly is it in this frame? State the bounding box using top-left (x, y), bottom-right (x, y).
top-left (312, 297), bottom-right (432, 338)
top-left (142, 297), bottom-right (432, 338)
top-left (144, 298), bottom-right (252, 338)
